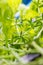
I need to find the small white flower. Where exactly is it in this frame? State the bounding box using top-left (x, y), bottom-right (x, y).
top-left (32, 18), bottom-right (36, 22)
top-left (15, 12), bottom-right (20, 18)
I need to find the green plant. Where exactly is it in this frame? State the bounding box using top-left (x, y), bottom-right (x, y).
top-left (0, 0), bottom-right (43, 64)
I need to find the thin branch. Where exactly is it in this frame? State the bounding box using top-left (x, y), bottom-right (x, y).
top-left (32, 41), bottom-right (43, 55)
top-left (34, 27), bottom-right (43, 40)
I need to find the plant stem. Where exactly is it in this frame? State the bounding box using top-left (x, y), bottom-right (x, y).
top-left (32, 41), bottom-right (43, 55)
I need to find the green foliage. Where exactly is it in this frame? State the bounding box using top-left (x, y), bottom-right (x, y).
top-left (0, 0), bottom-right (43, 64)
